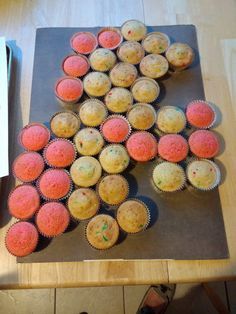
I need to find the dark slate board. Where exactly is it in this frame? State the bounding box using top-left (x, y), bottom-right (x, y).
top-left (18, 25), bottom-right (229, 262)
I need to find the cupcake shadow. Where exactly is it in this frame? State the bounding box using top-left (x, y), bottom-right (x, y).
top-left (35, 234), bottom-right (52, 252)
top-left (124, 172), bottom-right (138, 197)
top-left (135, 195), bottom-right (159, 229)
top-left (214, 158), bottom-right (227, 185)
top-left (208, 102), bottom-right (222, 127)
top-left (116, 229), bottom-right (127, 246)
top-left (64, 219), bottom-right (79, 233)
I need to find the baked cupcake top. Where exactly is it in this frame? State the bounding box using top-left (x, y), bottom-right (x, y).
top-left (121, 20), bottom-right (147, 41)
top-left (74, 128), bottom-right (104, 156)
top-left (158, 134), bottom-right (189, 162)
top-left (70, 32), bottom-right (98, 54)
top-left (140, 54), bottom-right (169, 79)
top-left (50, 111), bottom-right (80, 138)
top-left (153, 162), bottom-right (185, 192)
top-left (36, 202), bottom-right (70, 237)
top-left (89, 48), bottom-right (116, 72)
top-left (97, 174), bottom-right (129, 205)
top-left (188, 130), bottom-right (219, 158)
top-left (117, 199), bottom-right (149, 233)
top-left (99, 144), bottom-right (130, 174)
top-left (105, 87), bottom-right (133, 113)
top-left (156, 106), bottom-right (186, 133)
top-left (86, 214), bottom-right (119, 249)
top-left (8, 184), bottom-right (40, 220)
top-left (101, 116), bottom-right (131, 143)
top-left (19, 123), bottom-right (50, 151)
top-left (38, 169), bottom-right (71, 200)
top-left (186, 100), bottom-right (215, 129)
top-left (55, 77), bottom-right (83, 102)
top-left (126, 131), bottom-right (158, 162)
top-left (13, 152), bottom-right (44, 183)
top-left (70, 156), bottom-right (102, 187)
top-left (166, 43), bottom-right (194, 69)
top-left (142, 32), bottom-right (170, 54)
top-left (131, 77), bottom-right (160, 103)
top-left (43, 139), bottom-right (76, 168)
top-left (117, 41), bottom-right (145, 65)
top-left (187, 159), bottom-right (220, 190)
top-left (62, 54), bottom-right (90, 77)
top-left (97, 28), bottom-right (122, 50)
top-left (127, 103), bottom-right (156, 130)
top-left (109, 62), bottom-right (138, 87)
top-left (68, 188), bottom-right (100, 220)
top-left (5, 222), bottom-right (39, 257)
top-left (79, 99), bottom-right (107, 127)
top-left (83, 72), bottom-right (111, 97)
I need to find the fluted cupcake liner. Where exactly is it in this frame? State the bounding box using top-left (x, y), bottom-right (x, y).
top-left (78, 98), bottom-right (108, 127)
top-left (50, 110), bottom-right (81, 139)
top-left (83, 72), bottom-right (112, 98)
top-left (54, 76), bottom-right (84, 105)
top-left (116, 198), bottom-right (151, 234)
top-left (100, 114), bottom-right (132, 143)
top-left (89, 50), bottom-right (117, 73)
top-left (186, 158), bottom-right (221, 191)
top-left (126, 103), bottom-right (157, 131)
top-left (120, 19), bottom-right (147, 42)
top-left (141, 31), bottom-right (171, 54)
top-left (96, 174), bottom-right (129, 206)
top-left (108, 62), bottom-right (138, 88)
top-left (116, 41), bottom-right (145, 65)
top-left (61, 53), bottom-right (90, 77)
top-left (70, 31), bottom-right (98, 55)
top-left (97, 27), bottom-right (123, 50)
top-left (43, 138), bottom-right (77, 168)
top-left (130, 77), bottom-right (160, 103)
top-left (104, 88), bottom-right (134, 115)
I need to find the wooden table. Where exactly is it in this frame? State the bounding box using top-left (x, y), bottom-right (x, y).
top-left (0, 0), bottom-right (235, 289)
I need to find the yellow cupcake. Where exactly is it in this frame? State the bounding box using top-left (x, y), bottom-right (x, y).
top-left (156, 106), bottom-right (186, 133)
top-left (121, 20), bottom-right (147, 41)
top-left (109, 62), bottom-right (138, 87)
top-left (142, 32), bottom-right (170, 54)
top-left (79, 99), bottom-right (107, 127)
top-left (140, 54), bottom-right (169, 79)
top-left (105, 87), bottom-right (133, 113)
top-left (84, 72), bottom-right (111, 97)
top-left (127, 103), bottom-right (156, 130)
top-left (89, 48), bottom-right (117, 72)
top-left (166, 43), bottom-right (194, 70)
top-left (74, 128), bottom-right (104, 156)
top-left (117, 41), bottom-right (145, 65)
top-left (131, 78), bottom-right (160, 103)
top-left (50, 111), bottom-right (80, 138)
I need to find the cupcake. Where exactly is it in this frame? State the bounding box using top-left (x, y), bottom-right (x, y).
top-left (5, 222), bottom-right (39, 257)
top-left (74, 128), bottom-right (104, 156)
top-left (126, 131), bottom-right (158, 162)
top-left (89, 48), bottom-right (117, 72)
top-left (127, 103), bottom-right (156, 130)
top-left (70, 32), bottom-right (98, 55)
top-left (67, 188), bottom-right (100, 221)
top-left (117, 41), bottom-right (145, 65)
top-left (83, 72), bottom-right (111, 97)
top-left (100, 115), bottom-right (131, 143)
top-left (188, 130), bottom-right (220, 158)
top-left (131, 77), bottom-right (160, 103)
top-left (109, 62), bottom-right (138, 88)
top-left (97, 174), bottom-right (129, 205)
top-left (43, 139), bottom-right (76, 168)
top-left (37, 169), bottom-right (72, 201)
top-left (79, 99), bottom-right (107, 127)
top-left (105, 87), bottom-right (133, 113)
top-left (99, 144), bottom-right (130, 174)
top-left (55, 76), bottom-right (83, 104)
top-left (158, 134), bottom-right (189, 162)
top-left (36, 202), bottom-right (70, 237)
top-left (142, 32), bottom-right (170, 54)
top-left (12, 152), bottom-right (44, 183)
top-left (121, 20), bottom-right (147, 41)
top-left (117, 199), bottom-right (150, 233)
top-left (156, 106), bottom-right (186, 134)
top-left (85, 214), bottom-right (119, 250)
top-left (70, 157), bottom-right (102, 187)
top-left (62, 54), bottom-right (90, 77)
top-left (19, 123), bottom-right (50, 151)
top-left (140, 54), bottom-right (169, 79)
top-left (97, 28), bottom-right (122, 50)
top-left (153, 162), bottom-right (186, 192)
top-left (166, 43), bottom-right (194, 71)
top-left (186, 100), bottom-right (216, 129)
top-left (50, 111), bottom-right (81, 138)
top-left (8, 184), bottom-right (40, 220)
top-left (186, 159), bottom-right (221, 190)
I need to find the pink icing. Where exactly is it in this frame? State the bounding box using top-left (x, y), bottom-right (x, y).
top-left (186, 101), bottom-right (215, 128)
top-left (20, 124), bottom-right (50, 151)
top-left (63, 55), bottom-right (89, 77)
top-left (102, 118), bottom-right (130, 143)
top-left (45, 140), bottom-right (75, 167)
top-left (56, 78), bottom-right (83, 102)
top-left (189, 130), bottom-right (219, 158)
top-left (158, 134), bottom-right (188, 162)
top-left (98, 30), bottom-right (121, 49)
top-left (71, 33), bottom-right (97, 54)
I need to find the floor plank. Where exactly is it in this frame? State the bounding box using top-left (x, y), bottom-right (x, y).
top-left (56, 286), bottom-right (124, 314)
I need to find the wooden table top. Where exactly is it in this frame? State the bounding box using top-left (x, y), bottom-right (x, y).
top-left (0, 0), bottom-right (235, 288)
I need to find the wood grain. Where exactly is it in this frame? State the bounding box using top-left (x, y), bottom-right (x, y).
top-left (0, 0), bottom-right (236, 288)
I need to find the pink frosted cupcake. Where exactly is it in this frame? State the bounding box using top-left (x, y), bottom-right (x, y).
top-left (12, 152), bottom-right (44, 183)
top-left (8, 184), bottom-right (40, 220)
top-left (5, 222), bottom-right (39, 257)
top-left (43, 139), bottom-right (76, 168)
top-left (126, 131), bottom-right (158, 162)
top-left (101, 115), bottom-right (131, 143)
top-left (62, 54), bottom-right (90, 77)
top-left (97, 28), bottom-right (123, 50)
top-left (19, 123), bottom-right (50, 151)
top-left (55, 77), bottom-right (83, 104)
top-left (188, 130), bottom-right (220, 158)
top-left (158, 134), bottom-right (189, 162)
top-left (37, 169), bottom-right (72, 201)
top-left (70, 32), bottom-right (98, 55)
top-left (186, 100), bottom-right (216, 129)
top-left (36, 202), bottom-right (70, 237)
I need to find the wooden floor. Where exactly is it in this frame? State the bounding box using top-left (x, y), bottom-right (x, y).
top-left (0, 281), bottom-right (235, 313)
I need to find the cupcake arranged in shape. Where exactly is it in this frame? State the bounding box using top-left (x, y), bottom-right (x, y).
top-left (142, 32), bottom-right (170, 54)
top-left (109, 62), bottom-right (138, 87)
top-left (131, 77), bottom-right (160, 103)
top-left (117, 41), bottom-right (145, 65)
top-left (158, 134), bottom-right (189, 162)
top-left (140, 54), bottom-right (169, 79)
top-left (127, 103), bottom-right (156, 130)
top-left (166, 42), bottom-right (194, 71)
top-left (97, 28), bottom-right (123, 50)
top-left (121, 20), bottom-right (147, 41)
top-left (156, 106), bottom-right (186, 134)
top-left (105, 87), bottom-right (133, 113)
top-left (89, 48), bottom-right (117, 72)
top-left (62, 54), bottom-right (90, 77)
top-left (50, 111), bottom-right (81, 138)
top-left (186, 100), bottom-right (216, 129)
top-left (83, 72), bottom-right (111, 97)
top-left (74, 128), bottom-right (104, 156)
top-left (55, 77), bottom-right (83, 104)
top-left (100, 115), bottom-right (131, 143)
top-left (188, 130), bottom-right (220, 158)
top-left (79, 99), bottom-right (107, 127)
top-left (70, 32), bottom-right (98, 55)
top-left (19, 123), bottom-right (50, 151)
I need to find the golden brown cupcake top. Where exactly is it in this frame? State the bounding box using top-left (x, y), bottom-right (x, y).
top-left (50, 111), bottom-right (80, 138)
top-left (74, 128), bottom-right (104, 156)
top-left (109, 62), bottom-right (138, 87)
top-left (117, 41), bottom-right (145, 65)
top-left (79, 99), bottom-right (107, 127)
top-left (166, 43), bottom-right (194, 69)
top-left (127, 103), bottom-right (156, 130)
